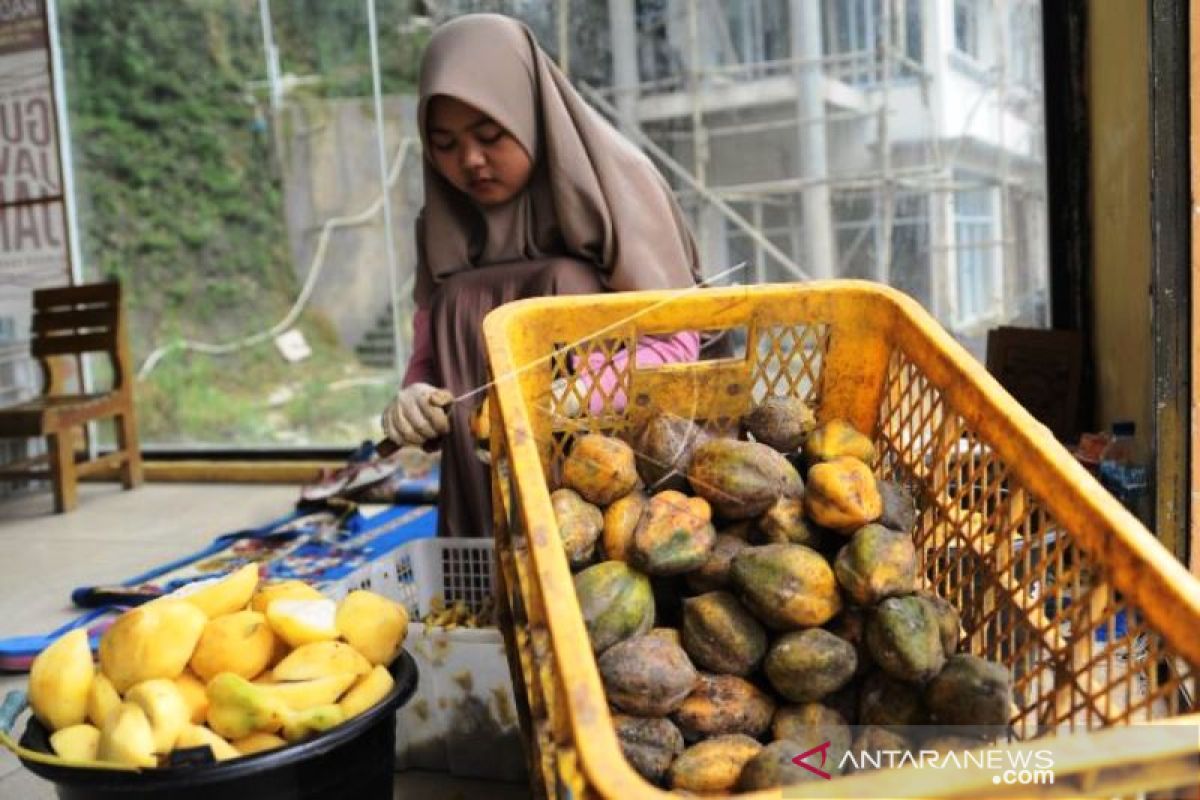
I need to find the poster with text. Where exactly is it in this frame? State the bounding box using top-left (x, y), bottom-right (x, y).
top-left (0, 0), bottom-right (67, 404)
top-left (0, 0), bottom-right (67, 295)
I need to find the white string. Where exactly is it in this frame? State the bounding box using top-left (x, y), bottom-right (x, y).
top-left (137, 137), bottom-right (416, 379)
top-left (450, 260), bottom-right (749, 406)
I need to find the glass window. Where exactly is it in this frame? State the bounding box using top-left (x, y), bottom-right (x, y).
top-left (49, 0), bottom-right (1049, 449)
top-left (726, 0), bottom-right (789, 68)
top-left (833, 190), bottom-right (931, 308)
top-left (0, 315), bottom-right (29, 408)
top-left (1008, 1), bottom-right (1040, 88)
top-left (56, 0), bottom-right (419, 449)
top-left (822, 0), bottom-right (922, 84)
top-left (954, 179), bottom-right (998, 326)
top-left (901, 0), bottom-right (922, 66)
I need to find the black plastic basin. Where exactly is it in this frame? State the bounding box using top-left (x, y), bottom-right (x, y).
top-left (18, 651), bottom-right (418, 800)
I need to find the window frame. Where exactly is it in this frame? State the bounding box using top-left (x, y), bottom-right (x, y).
top-left (952, 178), bottom-right (1001, 329)
top-left (953, 0), bottom-right (981, 59)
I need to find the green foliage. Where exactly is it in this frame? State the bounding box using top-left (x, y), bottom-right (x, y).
top-left (132, 316), bottom-right (394, 446)
top-left (61, 0), bottom-right (292, 341)
top-left (270, 0), bottom-right (427, 97)
top-left (58, 0), bottom-right (417, 446)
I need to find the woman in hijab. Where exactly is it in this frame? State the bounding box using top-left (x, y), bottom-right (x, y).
top-left (381, 13), bottom-right (703, 538)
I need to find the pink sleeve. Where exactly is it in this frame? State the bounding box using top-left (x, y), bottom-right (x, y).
top-left (402, 306), bottom-right (435, 387)
top-left (576, 332), bottom-right (700, 414)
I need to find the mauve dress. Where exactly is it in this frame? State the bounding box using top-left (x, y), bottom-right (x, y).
top-left (412, 257), bottom-right (605, 539)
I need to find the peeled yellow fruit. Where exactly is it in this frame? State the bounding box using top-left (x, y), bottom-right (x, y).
top-left (87, 673), bottom-right (122, 730)
top-left (29, 629), bottom-right (94, 732)
top-left (125, 680), bottom-right (191, 754)
top-left (250, 580), bottom-right (323, 614)
top-left (49, 724), bottom-right (101, 762)
top-left (174, 672), bottom-right (208, 725)
top-left (189, 611), bottom-right (276, 682)
top-left (205, 672), bottom-right (286, 740)
top-left (265, 599), bottom-right (339, 648)
top-left (97, 703), bottom-right (157, 768)
top-left (174, 564), bottom-right (260, 619)
top-left (175, 724), bottom-right (240, 761)
top-left (339, 666), bottom-right (394, 720)
top-left (99, 600), bottom-right (207, 693)
top-left (280, 704), bottom-right (344, 743)
top-left (272, 641), bottom-right (371, 681)
top-left (232, 731), bottom-right (287, 756)
top-left (267, 635), bottom-right (290, 668)
top-left (335, 591), bottom-right (409, 666)
top-left (256, 673), bottom-right (357, 710)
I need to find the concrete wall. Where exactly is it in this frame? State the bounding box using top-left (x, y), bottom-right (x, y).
top-left (279, 95), bottom-right (423, 362)
top-left (1088, 0), bottom-right (1153, 462)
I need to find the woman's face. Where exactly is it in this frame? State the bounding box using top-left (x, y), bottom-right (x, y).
top-left (427, 96), bottom-right (533, 207)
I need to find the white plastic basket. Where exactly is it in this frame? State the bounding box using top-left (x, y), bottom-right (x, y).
top-left (341, 535), bottom-right (526, 783)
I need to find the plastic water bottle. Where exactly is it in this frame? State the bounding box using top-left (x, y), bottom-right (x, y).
top-left (1098, 421), bottom-right (1149, 523)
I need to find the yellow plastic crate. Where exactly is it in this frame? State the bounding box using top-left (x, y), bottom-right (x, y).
top-left (481, 281), bottom-right (1200, 799)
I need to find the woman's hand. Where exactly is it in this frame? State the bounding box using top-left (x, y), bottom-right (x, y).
top-left (382, 383), bottom-right (453, 446)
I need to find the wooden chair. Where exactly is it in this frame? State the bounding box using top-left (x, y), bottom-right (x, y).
top-left (985, 326), bottom-right (1084, 444)
top-left (0, 281), bottom-right (143, 512)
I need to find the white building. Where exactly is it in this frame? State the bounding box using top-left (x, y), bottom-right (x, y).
top-left (582, 0), bottom-right (1049, 355)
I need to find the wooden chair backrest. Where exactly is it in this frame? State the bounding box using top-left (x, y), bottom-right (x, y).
top-left (30, 281), bottom-right (128, 393)
top-left (985, 325), bottom-right (1084, 443)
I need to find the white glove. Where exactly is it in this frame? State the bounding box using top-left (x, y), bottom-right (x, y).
top-left (381, 383), bottom-right (453, 446)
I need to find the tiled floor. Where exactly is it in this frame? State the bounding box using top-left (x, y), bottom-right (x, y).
top-left (0, 482), bottom-right (530, 800)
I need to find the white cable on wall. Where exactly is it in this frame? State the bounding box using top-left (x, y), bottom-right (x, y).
top-left (137, 136), bottom-right (415, 379)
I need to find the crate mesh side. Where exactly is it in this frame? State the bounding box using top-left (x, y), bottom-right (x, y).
top-left (750, 323), bottom-right (830, 405)
top-left (544, 323), bottom-right (830, 481)
top-left (876, 349), bottom-right (1197, 739)
top-left (439, 542), bottom-right (496, 614)
top-left (392, 550), bottom-right (420, 617)
top-left (543, 335), bottom-right (635, 486)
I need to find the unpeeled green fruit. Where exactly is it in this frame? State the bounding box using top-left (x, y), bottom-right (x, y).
top-left (561, 434), bottom-right (638, 506)
top-left (729, 544), bottom-right (843, 630)
top-left (573, 561), bottom-right (655, 654)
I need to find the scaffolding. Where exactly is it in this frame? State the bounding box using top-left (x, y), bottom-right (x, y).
top-left (548, 0), bottom-right (1049, 345)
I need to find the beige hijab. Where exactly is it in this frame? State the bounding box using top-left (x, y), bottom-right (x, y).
top-left (413, 13), bottom-right (701, 306)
